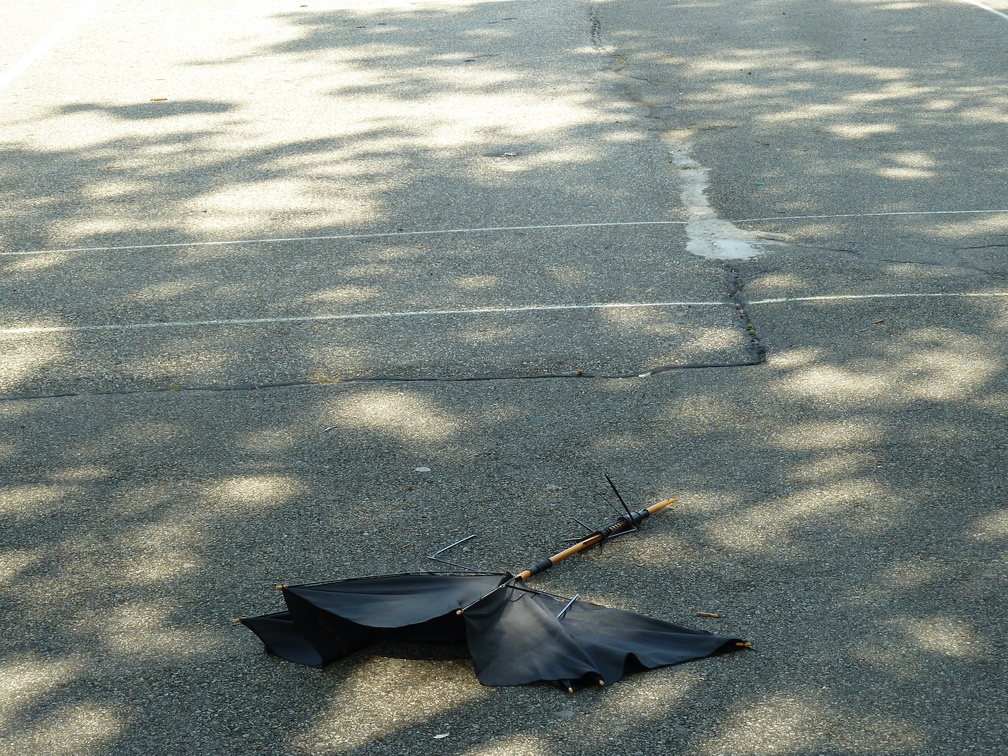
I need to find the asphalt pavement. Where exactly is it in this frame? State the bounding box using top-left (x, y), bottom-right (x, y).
top-left (1, 1), bottom-right (1006, 754)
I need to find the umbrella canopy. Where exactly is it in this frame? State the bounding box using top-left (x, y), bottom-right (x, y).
top-left (242, 574), bottom-right (744, 691)
top-left (242, 572), bottom-right (506, 667)
top-left (239, 496), bottom-right (749, 691)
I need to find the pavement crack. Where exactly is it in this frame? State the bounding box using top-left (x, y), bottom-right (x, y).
top-left (0, 357), bottom-right (768, 402)
top-left (793, 244), bottom-right (863, 257)
top-left (721, 263), bottom-right (768, 365)
top-left (588, 3), bottom-right (604, 48)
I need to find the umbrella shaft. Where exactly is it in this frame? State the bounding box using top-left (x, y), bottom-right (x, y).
top-left (516, 498), bottom-right (677, 581)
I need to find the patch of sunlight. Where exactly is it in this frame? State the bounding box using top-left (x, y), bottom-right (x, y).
top-left (129, 280), bottom-right (206, 303)
top-left (327, 388), bottom-right (461, 443)
top-left (7, 703), bottom-right (125, 755)
top-left (752, 272), bottom-right (807, 291)
top-left (0, 484), bottom-right (68, 518)
top-left (878, 166), bottom-right (934, 179)
top-left (416, 92), bottom-right (604, 147)
top-left (991, 298), bottom-right (1008, 330)
top-left (772, 418), bottom-right (883, 451)
top-left (968, 509), bottom-right (1008, 541)
top-left (708, 479), bottom-right (893, 552)
top-left (679, 326), bottom-right (744, 355)
top-left (235, 427), bottom-right (299, 454)
top-left (58, 216), bottom-right (186, 243)
top-left (670, 394), bottom-right (730, 433)
top-left (81, 178), bottom-right (149, 201)
top-left (454, 274), bottom-right (501, 291)
top-left (702, 687), bottom-right (926, 755)
top-left (597, 305), bottom-right (682, 328)
top-left (889, 329), bottom-right (998, 401)
top-left (776, 329), bottom-right (1001, 406)
top-left (789, 451), bottom-right (874, 483)
top-left (184, 178), bottom-right (379, 235)
top-left (776, 364), bottom-right (891, 406)
top-left (828, 123), bottom-right (898, 138)
top-left (768, 347), bottom-right (825, 369)
top-left (51, 466), bottom-right (113, 482)
top-left (591, 666), bottom-right (697, 714)
top-left (340, 261), bottom-right (402, 279)
top-left (311, 285), bottom-right (382, 305)
top-left (300, 656), bottom-right (488, 753)
top-left (96, 601), bottom-right (224, 659)
top-left (878, 557), bottom-right (944, 591)
top-left (121, 546), bottom-right (201, 583)
top-left (960, 100), bottom-right (1008, 124)
top-left (896, 616), bottom-right (980, 659)
top-left (0, 548), bottom-right (40, 585)
top-left (459, 736), bottom-right (554, 756)
top-left (878, 150), bottom-right (937, 179)
top-left (931, 212), bottom-right (1008, 240)
top-left (209, 474), bottom-right (307, 511)
top-left (861, 1), bottom-right (929, 9)
top-left (0, 333), bottom-right (68, 389)
top-left (5, 252), bottom-right (73, 272)
top-left (0, 655), bottom-right (84, 726)
top-left (292, 0), bottom-right (521, 10)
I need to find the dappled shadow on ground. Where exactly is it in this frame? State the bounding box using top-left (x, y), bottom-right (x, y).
top-left (598, 0), bottom-right (1008, 265)
top-left (3, 306), bottom-right (1006, 753)
top-left (1, 1), bottom-right (1007, 754)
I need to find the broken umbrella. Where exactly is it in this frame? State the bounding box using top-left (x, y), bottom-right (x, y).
top-left (238, 495), bottom-right (748, 692)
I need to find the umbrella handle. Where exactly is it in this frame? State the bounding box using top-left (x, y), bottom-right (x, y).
top-left (515, 498), bottom-right (677, 581)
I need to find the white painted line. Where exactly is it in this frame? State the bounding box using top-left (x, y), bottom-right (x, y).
top-left (6, 291), bottom-right (1006, 337)
top-left (0, 300), bottom-right (727, 337)
top-left (7, 210), bottom-right (1006, 258)
top-left (957, 0), bottom-right (1008, 23)
top-left (749, 292), bottom-right (1008, 305)
top-left (734, 209), bottom-right (1008, 224)
top-left (0, 0), bottom-right (103, 93)
top-left (3, 221), bottom-right (689, 257)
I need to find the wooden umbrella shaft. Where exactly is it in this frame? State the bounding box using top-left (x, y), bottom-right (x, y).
top-left (515, 498), bottom-right (677, 581)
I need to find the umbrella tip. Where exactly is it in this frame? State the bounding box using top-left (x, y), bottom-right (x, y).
top-left (456, 609), bottom-right (463, 616)
top-left (232, 618), bottom-right (244, 623)
top-left (598, 680), bottom-right (605, 686)
top-left (567, 687), bottom-right (574, 694)
top-left (736, 641), bottom-right (752, 648)
top-left (275, 585), bottom-right (288, 590)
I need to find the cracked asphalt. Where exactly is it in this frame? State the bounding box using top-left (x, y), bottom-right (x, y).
top-left (1, 1), bottom-right (1006, 755)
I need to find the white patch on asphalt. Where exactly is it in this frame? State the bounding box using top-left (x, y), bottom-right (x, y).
top-left (668, 144), bottom-right (773, 260)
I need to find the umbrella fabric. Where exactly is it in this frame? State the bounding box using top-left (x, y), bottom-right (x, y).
top-left (241, 573), bottom-right (506, 667)
top-left (242, 573), bottom-right (744, 690)
top-left (463, 583), bottom-right (744, 690)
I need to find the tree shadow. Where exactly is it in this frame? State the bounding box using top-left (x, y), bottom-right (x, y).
top-left (1, 1), bottom-right (1006, 754)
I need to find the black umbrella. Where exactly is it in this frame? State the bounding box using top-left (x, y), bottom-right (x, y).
top-left (239, 496), bottom-right (749, 692)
